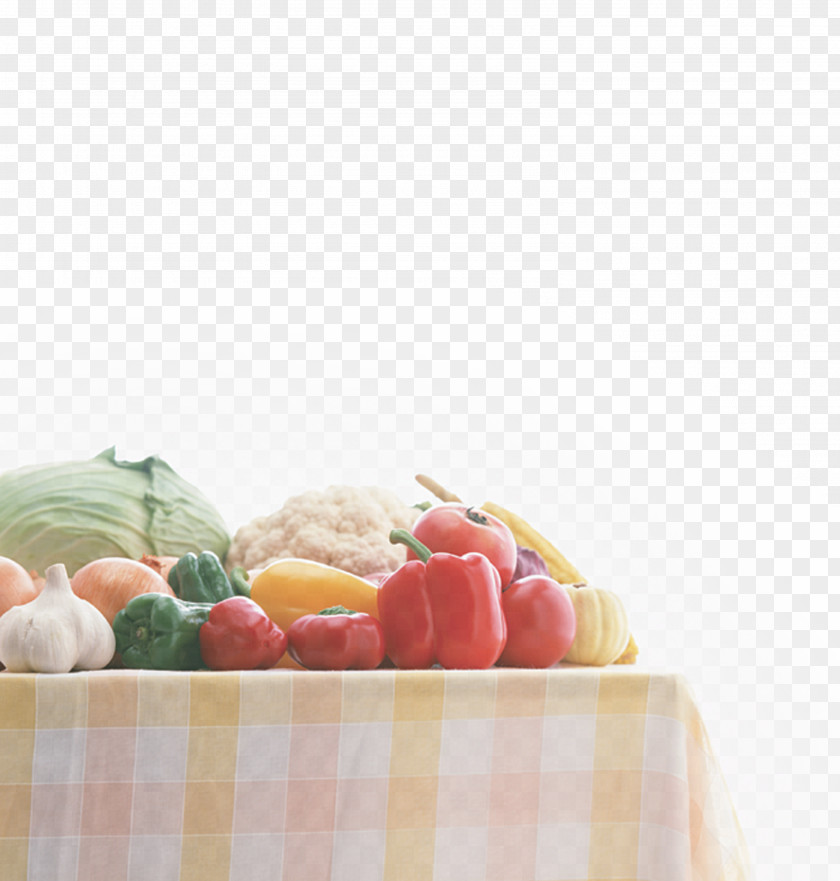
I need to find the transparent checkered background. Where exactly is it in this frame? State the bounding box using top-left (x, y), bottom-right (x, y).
top-left (1, 3), bottom-right (836, 878)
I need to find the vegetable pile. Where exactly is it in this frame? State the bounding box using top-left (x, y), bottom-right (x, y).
top-left (0, 453), bottom-right (638, 673)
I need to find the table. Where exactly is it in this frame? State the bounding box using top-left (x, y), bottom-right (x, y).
top-left (0, 666), bottom-right (752, 881)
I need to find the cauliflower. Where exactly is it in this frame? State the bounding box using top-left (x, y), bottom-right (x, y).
top-left (227, 485), bottom-right (423, 577)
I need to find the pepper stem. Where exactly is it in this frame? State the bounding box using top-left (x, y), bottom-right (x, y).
top-left (389, 528), bottom-right (432, 563)
top-left (318, 605), bottom-right (357, 616)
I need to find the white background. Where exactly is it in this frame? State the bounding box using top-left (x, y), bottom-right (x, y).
top-left (2, 4), bottom-right (837, 879)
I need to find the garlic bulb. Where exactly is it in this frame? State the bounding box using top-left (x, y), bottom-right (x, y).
top-left (0, 563), bottom-right (115, 672)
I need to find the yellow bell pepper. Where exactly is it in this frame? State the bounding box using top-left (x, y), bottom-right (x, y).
top-left (250, 559), bottom-right (381, 668)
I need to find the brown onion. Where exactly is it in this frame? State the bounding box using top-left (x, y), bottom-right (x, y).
top-left (139, 554), bottom-right (180, 584)
top-left (71, 557), bottom-right (174, 624)
top-left (0, 556), bottom-right (41, 618)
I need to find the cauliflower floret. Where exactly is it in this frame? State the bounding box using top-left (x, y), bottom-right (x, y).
top-left (227, 485), bottom-right (422, 577)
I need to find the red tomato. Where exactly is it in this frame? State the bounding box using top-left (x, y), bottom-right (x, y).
top-left (409, 502), bottom-right (518, 587)
top-left (497, 575), bottom-right (577, 668)
top-left (287, 609), bottom-right (385, 671)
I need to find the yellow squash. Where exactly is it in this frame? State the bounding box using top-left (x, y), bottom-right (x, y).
top-left (478, 500), bottom-right (585, 584)
top-left (613, 633), bottom-right (639, 665)
top-left (250, 558), bottom-right (382, 668)
top-left (562, 585), bottom-right (630, 666)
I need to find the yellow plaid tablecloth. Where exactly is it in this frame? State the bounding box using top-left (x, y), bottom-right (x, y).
top-left (0, 667), bottom-right (752, 881)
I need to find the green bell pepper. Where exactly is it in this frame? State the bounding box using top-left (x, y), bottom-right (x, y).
top-left (113, 593), bottom-right (214, 670)
top-left (168, 551), bottom-right (236, 604)
top-left (229, 566), bottom-right (252, 598)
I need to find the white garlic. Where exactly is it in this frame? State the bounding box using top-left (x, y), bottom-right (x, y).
top-left (0, 563), bottom-right (115, 673)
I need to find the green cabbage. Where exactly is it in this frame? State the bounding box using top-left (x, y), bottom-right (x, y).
top-left (0, 447), bottom-right (231, 576)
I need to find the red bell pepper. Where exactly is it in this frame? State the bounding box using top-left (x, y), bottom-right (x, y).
top-left (199, 596), bottom-right (288, 670)
top-left (378, 529), bottom-right (507, 669)
top-left (286, 606), bottom-right (386, 670)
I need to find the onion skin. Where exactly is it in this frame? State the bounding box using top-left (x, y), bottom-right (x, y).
top-left (71, 557), bottom-right (175, 625)
top-left (0, 556), bottom-right (41, 618)
top-left (509, 546), bottom-right (551, 586)
top-left (139, 554), bottom-right (180, 584)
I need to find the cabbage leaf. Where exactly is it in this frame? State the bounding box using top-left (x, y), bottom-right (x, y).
top-left (0, 447), bottom-right (231, 575)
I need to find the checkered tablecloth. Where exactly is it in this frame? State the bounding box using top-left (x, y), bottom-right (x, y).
top-left (0, 667), bottom-right (752, 881)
